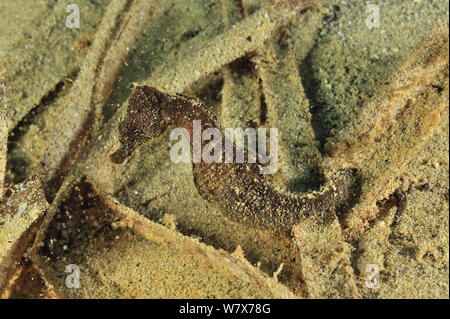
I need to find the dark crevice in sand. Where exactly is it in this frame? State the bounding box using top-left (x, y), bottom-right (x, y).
top-left (257, 78), bottom-right (267, 126)
top-left (190, 73), bottom-right (224, 115)
top-left (6, 69), bottom-right (80, 184)
top-left (39, 179), bottom-right (118, 264)
top-left (298, 37), bottom-right (330, 154)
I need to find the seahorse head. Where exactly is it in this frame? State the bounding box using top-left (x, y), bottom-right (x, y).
top-left (111, 85), bottom-right (169, 163)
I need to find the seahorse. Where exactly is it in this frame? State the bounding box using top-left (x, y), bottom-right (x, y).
top-left (111, 86), bottom-right (355, 231)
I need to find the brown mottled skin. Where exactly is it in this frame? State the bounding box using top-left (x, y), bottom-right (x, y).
top-left (111, 86), bottom-right (355, 231)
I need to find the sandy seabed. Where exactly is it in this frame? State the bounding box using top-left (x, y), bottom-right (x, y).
top-left (0, 0), bottom-right (449, 298)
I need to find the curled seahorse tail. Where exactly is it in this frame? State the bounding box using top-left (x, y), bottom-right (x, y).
top-left (272, 168), bottom-right (357, 230)
top-left (199, 165), bottom-right (356, 232)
